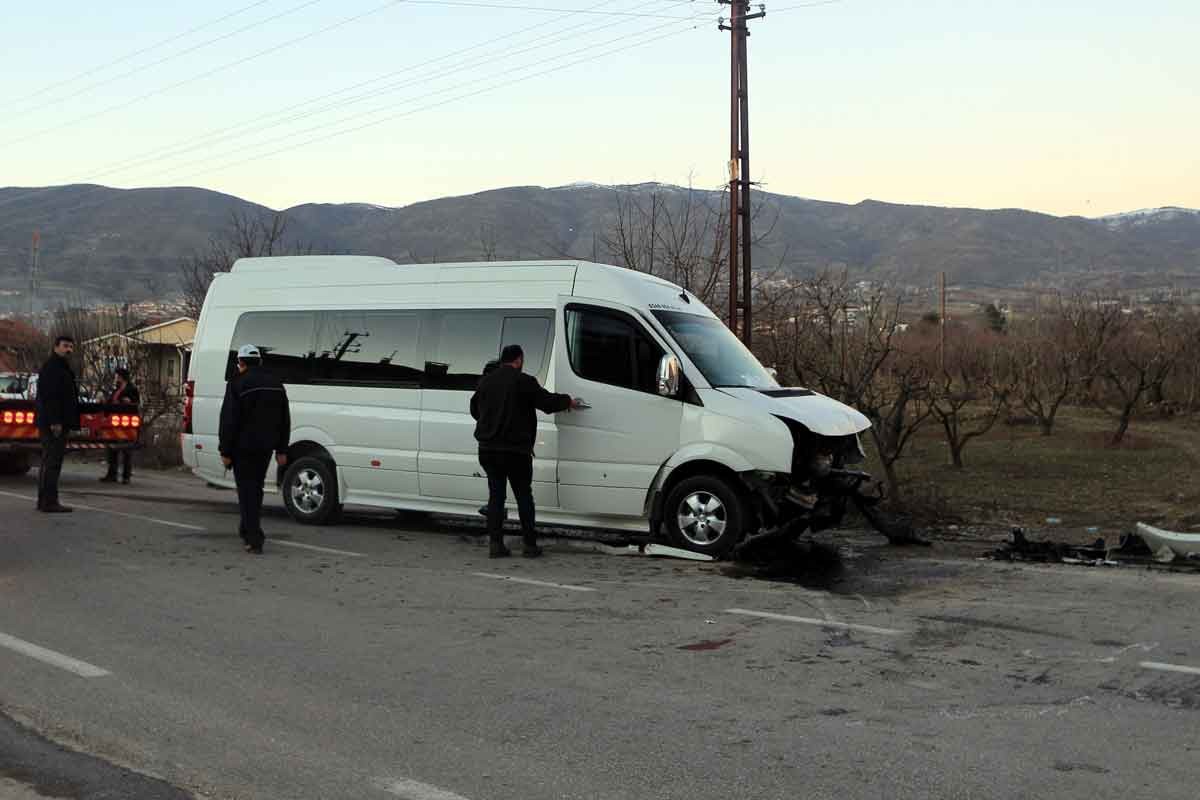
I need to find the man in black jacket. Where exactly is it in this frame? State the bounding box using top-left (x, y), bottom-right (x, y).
top-left (35, 336), bottom-right (80, 513)
top-left (100, 367), bottom-right (140, 484)
top-left (470, 344), bottom-right (579, 558)
top-left (219, 345), bottom-right (291, 554)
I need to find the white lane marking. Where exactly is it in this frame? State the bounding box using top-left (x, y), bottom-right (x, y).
top-left (1, 489), bottom-right (366, 556)
top-left (1140, 660), bottom-right (1200, 676)
top-left (725, 608), bottom-right (906, 636)
top-left (383, 778), bottom-right (475, 800)
top-left (471, 572), bottom-right (597, 593)
top-left (0, 631), bottom-right (110, 678)
top-left (272, 540), bottom-right (365, 558)
top-left (0, 490), bottom-right (204, 531)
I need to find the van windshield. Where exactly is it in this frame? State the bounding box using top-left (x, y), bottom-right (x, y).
top-left (651, 311), bottom-right (779, 390)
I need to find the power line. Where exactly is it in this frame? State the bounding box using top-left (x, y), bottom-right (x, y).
top-left (6, 12), bottom-right (710, 226)
top-left (0, 0), bottom-right (410, 149)
top-left (0, 0), bottom-right (275, 110)
top-left (12, 0), bottom-right (329, 118)
top-left (177, 16), bottom-right (709, 183)
top-left (115, 3), bottom-right (702, 184)
top-left (142, 10), bottom-right (713, 183)
top-left (400, 0), bottom-right (700, 17)
top-left (0, 0), bottom-right (855, 221)
top-left (78, 0), bottom-right (655, 184)
top-left (0, 0), bottom-right (653, 210)
top-left (767, 0), bottom-right (841, 14)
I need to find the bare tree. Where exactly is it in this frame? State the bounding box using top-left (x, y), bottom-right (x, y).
top-left (479, 223), bottom-right (499, 262)
top-left (929, 331), bottom-right (1012, 469)
top-left (1097, 314), bottom-right (1184, 444)
top-left (1167, 311), bottom-right (1200, 413)
top-left (180, 210), bottom-right (306, 318)
top-left (865, 344), bottom-right (936, 498)
top-left (756, 270), bottom-right (935, 499)
top-left (600, 182), bottom-right (779, 323)
top-left (1006, 294), bottom-right (1109, 436)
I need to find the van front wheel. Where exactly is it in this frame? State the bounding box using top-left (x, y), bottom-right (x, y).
top-left (663, 475), bottom-right (746, 558)
top-left (282, 456), bottom-right (342, 525)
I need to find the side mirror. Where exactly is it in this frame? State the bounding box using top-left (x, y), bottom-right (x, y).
top-left (657, 354), bottom-right (682, 397)
top-left (766, 367), bottom-right (779, 381)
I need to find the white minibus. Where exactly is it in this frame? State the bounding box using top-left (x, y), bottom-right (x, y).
top-left (183, 257), bottom-right (874, 557)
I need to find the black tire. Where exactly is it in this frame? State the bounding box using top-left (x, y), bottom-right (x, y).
top-left (281, 455), bottom-right (342, 525)
top-left (0, 452), bottom-right (32, 476)
top-left (663, 474), bottom-right (747, 558)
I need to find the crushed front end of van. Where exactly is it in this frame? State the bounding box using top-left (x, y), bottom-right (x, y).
top-left (707, 388), bottom-right (923, 558)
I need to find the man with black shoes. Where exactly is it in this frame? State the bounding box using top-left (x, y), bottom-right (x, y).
top-left (219, 345), bottom-right (291, 555)
top-left (470, 344), bottom-right (580, 558)
top-left (99, 367), bottom-right (139, 485)
top-left (35, 336), bottom-right (80, 513)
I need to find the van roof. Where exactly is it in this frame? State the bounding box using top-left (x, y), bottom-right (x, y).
top-left (230, 256), bottom-right (674, 285)
top-left (216, 257), bottom-right (701, 314)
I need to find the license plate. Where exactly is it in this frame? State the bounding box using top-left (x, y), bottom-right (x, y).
top-left (75, 427), bottom-right (91, 438)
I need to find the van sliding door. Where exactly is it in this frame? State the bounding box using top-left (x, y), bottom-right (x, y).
top-left (417, 310), bottom-right (558, 508)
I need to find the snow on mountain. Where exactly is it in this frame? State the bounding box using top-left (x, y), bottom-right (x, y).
top-left (1097, 206), bottom-right (1200, 228)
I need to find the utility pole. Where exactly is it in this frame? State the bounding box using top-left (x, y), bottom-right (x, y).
top-left (720, 1), bottom-right (765, 346)
top-left (939, 271), bottom-right (947, 372)
top-left (28, 231), bottom-right (40, 319)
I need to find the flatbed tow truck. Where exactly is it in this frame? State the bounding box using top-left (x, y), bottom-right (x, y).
top-left (0, 397), bottom-right (141, 475)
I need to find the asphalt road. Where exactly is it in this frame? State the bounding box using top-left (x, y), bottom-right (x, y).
top-left (2, 464), bottom-right (1199, 800)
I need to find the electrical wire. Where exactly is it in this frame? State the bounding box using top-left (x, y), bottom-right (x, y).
top-left (0, 0), bottom-right (275, 111)
top-left (77, 0), bottom-right (652, 183)
top-left (0, 0), bottom-right (687, 210)
top-left (400, 0), bottom-right (700, 18)
top-left (12, 0), bottom-right (330, 118)
top-left (179, 14), bottom-right (710, 183)
top-left (2, 11), bottom-right (710, 224)
top-left (0, 0), bottom-right (409, 149)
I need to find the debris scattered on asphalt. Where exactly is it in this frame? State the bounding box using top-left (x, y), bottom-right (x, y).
top-left (987, 526), bottom-right (1200, 572)
top-left (986, 528), bottom-right (1112, 565)
top-left (559, 541), bottom-right (715, 561)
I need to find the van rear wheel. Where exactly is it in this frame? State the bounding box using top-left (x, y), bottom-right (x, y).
top-left (663, 474), bottom-right (746, 558)
top-left (282, 456), bottom-right (342, 525)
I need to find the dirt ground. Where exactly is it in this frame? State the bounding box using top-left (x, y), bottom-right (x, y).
top-left (873, 406), bottom-right (1200, 547)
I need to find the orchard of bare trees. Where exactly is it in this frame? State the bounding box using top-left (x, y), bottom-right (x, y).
top-left (751, 271), bottom-right (1200, 504)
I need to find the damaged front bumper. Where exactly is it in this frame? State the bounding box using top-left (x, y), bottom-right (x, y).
top-left (733, 423), bottom-right (924, 557)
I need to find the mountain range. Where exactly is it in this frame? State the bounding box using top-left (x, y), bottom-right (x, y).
top-left (0, 182), bottom-right (1197, 305)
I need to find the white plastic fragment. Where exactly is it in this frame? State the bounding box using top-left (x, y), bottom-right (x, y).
top-left (642, 543), bottom-right (715, 562)
top-left (1137, 522), bottom-right (1200, 562)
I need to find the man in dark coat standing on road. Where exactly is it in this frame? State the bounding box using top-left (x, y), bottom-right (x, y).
top-left (470, 344), bottom-right (580, 558)
top-left (35, 336), bottom-right (81, 513)
top-left (219, 345), bottom-right (291, 554)
top-left (100, 367), bottom-right (140, 485)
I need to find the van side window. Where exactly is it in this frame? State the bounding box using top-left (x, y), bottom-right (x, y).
top-left (565, 306), bottom-right (663, 394)
top-left (313, 311), bottom-right (422, 386)
top-left (425, 311), bottom-right (504, 390)
top-left (500, 316), bottom-right (552, 379)
top-left (227, 312), bottom-right (317, 383)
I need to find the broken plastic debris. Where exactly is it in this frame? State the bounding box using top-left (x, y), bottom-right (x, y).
top-left (1045, 517), bottom-right (1062, 525)
top-left (643, 543), bottom-right (715, 562)
top-left (563, 541), bottom-right (715, 561)
top-left (1137, 522), bottom-right (1200, 562)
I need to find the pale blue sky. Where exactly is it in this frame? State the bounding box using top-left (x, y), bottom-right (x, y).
top-left (1, 0), bottom-right (1195, 216)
